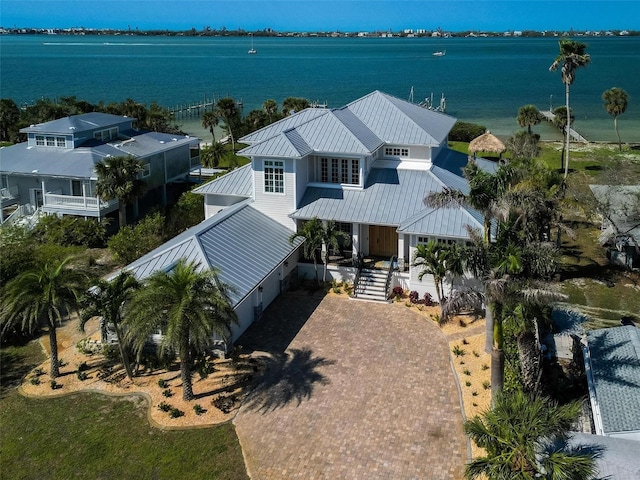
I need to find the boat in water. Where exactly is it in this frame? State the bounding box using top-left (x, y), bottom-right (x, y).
top-left (248, 33), bottom-right (257, 54)
top-left (432, 50), bottom-right (446, 57)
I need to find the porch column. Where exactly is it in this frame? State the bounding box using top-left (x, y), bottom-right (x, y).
top-left (82, 183), bottom-right (88, 209)
top-left (397, 234), bottom-right (406, 270)
top-left (41, 179), bottom-right (46, 207)
top-left (321, 220), bottom-right (328, 258)
top-left (352, 223), bottom-right (360, 258)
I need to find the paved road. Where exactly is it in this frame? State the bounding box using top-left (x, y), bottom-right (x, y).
top-left (234, 292), bottom-right (467, 480)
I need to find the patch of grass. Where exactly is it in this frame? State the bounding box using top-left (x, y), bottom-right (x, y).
top-left (0, 343), bottom-right (248, 480)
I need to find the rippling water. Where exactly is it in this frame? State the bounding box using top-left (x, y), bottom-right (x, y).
top-left (2, 34), bottom-right (639, 141)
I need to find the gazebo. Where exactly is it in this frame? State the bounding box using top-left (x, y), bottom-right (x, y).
top-left (468, 131), bottom-right (506, 160)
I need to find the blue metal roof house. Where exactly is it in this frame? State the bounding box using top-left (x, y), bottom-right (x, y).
top-left (0, 112), bottom-right (200, 224)
top-left (117, 91), bottom-right (496, 343)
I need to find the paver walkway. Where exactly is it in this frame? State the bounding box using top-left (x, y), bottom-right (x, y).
top-left (234, 292), bottom-right (467, 479)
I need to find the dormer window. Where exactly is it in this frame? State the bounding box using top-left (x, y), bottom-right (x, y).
top-left (94, 127), bottom-right (119, 142)
top-left (320, 157), bottom-right (360, 185)
top-left (264, 160), bottom-right (284, 194)
top-left (35, 135), bottom-right (68, 148)
top-left (385, 147), bottom-right (409, 157)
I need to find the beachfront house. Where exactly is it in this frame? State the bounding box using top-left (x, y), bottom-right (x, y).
top-left (121, 91), bottom-right (495, 345)
top-left (0, 112), bottom-right (200, 224)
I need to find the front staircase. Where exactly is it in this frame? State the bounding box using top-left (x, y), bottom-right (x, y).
top-left (352, 268), bottom-right (391, 302)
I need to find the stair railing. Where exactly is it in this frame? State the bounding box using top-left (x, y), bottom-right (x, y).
top-left (384, 255), bottom-right (397, 301)
top-left (351, 252), bottom-right (364, 298)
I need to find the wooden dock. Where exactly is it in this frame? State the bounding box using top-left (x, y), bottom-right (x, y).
top-left (540, 110), bottom-right (588, 143)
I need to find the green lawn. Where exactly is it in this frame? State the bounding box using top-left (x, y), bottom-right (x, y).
top-left (0, 342), bottom-right (248, 480)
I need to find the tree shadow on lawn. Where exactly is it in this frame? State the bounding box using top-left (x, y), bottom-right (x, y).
top-left (241, 347), bottom-right (335, 414)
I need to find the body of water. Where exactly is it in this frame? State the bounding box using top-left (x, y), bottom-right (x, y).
top-left (1, 35), bottom-right (639, 142)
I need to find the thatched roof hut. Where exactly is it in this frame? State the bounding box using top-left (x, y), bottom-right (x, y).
top-left (468, 131), bottom-right (506, 158)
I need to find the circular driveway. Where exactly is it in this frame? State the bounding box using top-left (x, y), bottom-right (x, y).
top-left (234, 293), bottom-right (467, 479)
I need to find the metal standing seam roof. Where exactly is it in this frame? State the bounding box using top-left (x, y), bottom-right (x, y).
top-left (192, 164), bottom-right (253, 197)
top-left (20, 112), bottom-right (135, 134)
top-left (0, 130), bottom-right (198, 178)
top-left (122, 201), bottom-right (302, 307)
top-left (586, 325), bottom-right (640, 436)
top-left (238, 90), bottom-right (457, 159)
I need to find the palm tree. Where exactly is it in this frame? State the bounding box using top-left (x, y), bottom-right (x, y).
top-left (282, 97), bottom-right (311, 116)
top-left (262, 99), bottom-right (278, 123)
top-left (80, 271), bottom-right (140, 380)
top-left (552, 106), bottom-right (574, 172)
top-left (201, 141), bottom-right (226, 168)
top-left (320, 220), bottom-right (351, 283)
top-left (464, 390), bottom-right (598, 479)
top-left (516, 104), bottom-right (541, 135)
top-left (412, 240), bottom-right (465, 321)
top-left (125, 259), bottom-right (237, 401)
top-left (549, 39), bottom-right (590, 179)
top-left (0, 256), bottom-right (86, 378)
top-left (94, 155), bottom-right (147, 229)
top-left (602, 87), bottom-right (629, 152)
top-left (201, 110), bottom-right (219, 143)
top-left (289, 217), bottom-right (324, 285)
top-left (215, 97), bottom-right (241, 152)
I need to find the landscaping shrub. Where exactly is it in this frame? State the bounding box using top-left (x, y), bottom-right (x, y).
top-left (449, 121), bottom-right (486, 142)
top-left (169, 408), bottom-right (184, 418)
top-left (107, 211), bottom-right (165, 264)
top-left (193, 404), bottom-right (206, 415)
top-left (32, 215), bottom-right (108, 248)
top-left (409, 290), bottom-right (419, 304)
top-left (157, 379), bottom-right (168, 389)
top-left (158, 401), bottom-right (172, 412)
top-left (162, 389), bottom-right (173, 398)
top-left (423, 292), bottom-right (434, 306)
top-left (392, 286), bottom-right (404, 299)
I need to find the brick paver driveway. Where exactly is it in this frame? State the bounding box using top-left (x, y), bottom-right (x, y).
top-left (234, 291), bottom-right (468, 479)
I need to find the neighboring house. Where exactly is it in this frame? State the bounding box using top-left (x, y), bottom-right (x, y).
top-left (0, 112), bottom-right (200, 224)
top-left (590, 185), bottom-right (640, 270)
top-left (583, 325), bottom-right (640, 442)
top-left (123, 90), bottom-right (496, 345)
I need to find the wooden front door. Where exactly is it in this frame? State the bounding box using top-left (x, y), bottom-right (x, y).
top-left (369, 225), bottom-right (398, 257)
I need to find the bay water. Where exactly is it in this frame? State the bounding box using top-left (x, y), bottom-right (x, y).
top-left (1, 35), bottom-right (639, 142)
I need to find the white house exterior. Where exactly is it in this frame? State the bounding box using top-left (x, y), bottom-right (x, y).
top-left (0, 112), bottom-right (200, 224)
top-left (120, 91), bottom-right (496, 344)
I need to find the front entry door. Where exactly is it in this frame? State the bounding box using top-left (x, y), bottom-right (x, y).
top-left (369, 225), bottom-right (398, 257)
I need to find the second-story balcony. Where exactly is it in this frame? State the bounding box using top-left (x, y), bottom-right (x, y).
top-left (1, 185), bottom-right (20, 206)
top-left (43, 193), bottom-right (119, 217)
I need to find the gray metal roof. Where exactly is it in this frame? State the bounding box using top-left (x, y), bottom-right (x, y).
top-left (192, 164), bottom-right (253, 197)
top-left (590, 185), bottom-right (640, 243)
top-left (291, 165), bottom-right (482, 239)
top-left (20, 112), bottom-right (135, 135)
top-left (569, 433), bottom-right (640, 480)
top-left (0, 130), bottom-right (198, 179)
top-left (238, 90), bottom-right (456, 159)
top-left (586, 325), bottom-right (640, 436)
top-left (122, 201), bottom-right (302, 306)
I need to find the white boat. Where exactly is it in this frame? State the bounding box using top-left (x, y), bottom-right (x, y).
top-left (432, 50), bottom-right (446, 57)
top-left (248, 34), bottom-right (257, 54)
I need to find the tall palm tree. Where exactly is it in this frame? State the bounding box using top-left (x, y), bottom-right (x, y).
top-left (94, 155), bottom-right (147, 229)
top-left (464, 390), bottom-right (598, 480)
top-left (201, 110), bottom-right (219, 143)
top-left (80, 271), bottom-right (140, 380)
top-left (602, 87), bottom-right (629, 152)
top-left (289, 217), bottom-right (324, 285)
top-left (320, 220), bottom-right (351, 283)
top-left (549, 39), bottom-right (590, 179)
top-left (516, 104), bottom-right (541, 135)
top-left (552, 106), bottom-right (574, 172)
top-left (125, 259), bottom-right (237, 401)
top-left (0, 256), bottom-right (86, 378)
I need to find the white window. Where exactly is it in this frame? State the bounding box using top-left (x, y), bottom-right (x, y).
top-left (264, 160), bottom-right (284, 193)
top-left (46, 136), bottom-right (55, 147)
top-left (35, 135), bottom-right (45, 146)
top-left (94, 127), bottom-right (119, 142)
top-left (319, 157), bottom-right (360, 185)
top-left (384, 147), bottom-right (409, 157)
top-left (141, 163), bottom-right (151, 178)
top-left (56, 136), bottom-right (66, 147)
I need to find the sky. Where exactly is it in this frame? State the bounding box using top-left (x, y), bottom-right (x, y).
top-left (2, 0), bottom-right (639, 32)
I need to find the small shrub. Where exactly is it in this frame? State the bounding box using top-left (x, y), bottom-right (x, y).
top-left (463, 369), bottom-right (471, 376)
top-left (162, 389), bottom-right (173, 398)
top-left (158, 401), bottom-right (172, 412)
top-left (459, 360), bottom-right (465, 365)
top-left (58, 359), bottom-right (67, 367)
top-left (452, 345), bottom-right (466, 357)
top-left (169, 408), bottom-right (185, 419)
top-left (409, 290), bottom-right (419, 304)
top-left (50, 380), bottom-right (62, 390)
top-left (77, 339), bottom-right (102, 356)
top-left (472, 350), bottom-right (480, 358)
top-left (102, 344), bottom-right (120, 362)
top-left (34, 368), bottom-right (44, 376)
top-left (462, 338), bottom-right (469, 345)
top-left (78, 361), bottom-right (89, 372)
top-left (482, 381), bottom-right (491, 390)
top-left (213, 394), bottom-right (237, 414)
top-left (430, 313), bottom-right (441, 324)
top-left (449, 121), bottom-right (486, 142)
top-left (472, 391), bottom-right (478, 396)
top-left (481, 363), bottom-right (489, 371)
top-left (392, 286), bottom-right (404, 299)
top-left (77, 370), bottom-right (88, 381)
top-left (423, 292), bottom-right (434, 306)
top-left (472, 402), bottom-right (478, 407)
top-left (465, 380), bottom-right (472, 387)
top-left (404, 302), bottom-right (411, 307)
top-left (158, 379), bottom-right (168, 389)
top-left (332, 285), bottom-right (342, 294)
top-left (458, 318), bottom-right (467, 327)
top-left (193, 404), bottom-right (206, 415)
top-left (30, 376), bottom-right (41, 385)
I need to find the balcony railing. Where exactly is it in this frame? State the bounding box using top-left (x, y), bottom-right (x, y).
top-left (0, 185), bottom-right (19, 200)
top-left (44, 193), bottom-right (118, 211)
